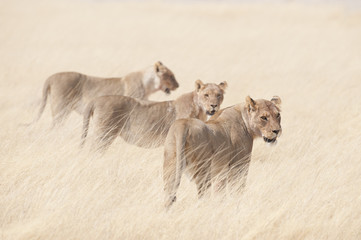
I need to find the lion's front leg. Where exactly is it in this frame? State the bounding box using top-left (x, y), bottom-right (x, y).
top-left (163, 148), bottom-right (178, 210)
top-left (227, 162), bottom-right (250, 194)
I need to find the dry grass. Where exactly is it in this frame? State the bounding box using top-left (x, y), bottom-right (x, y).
top-left (1, 0), bottom-right (361, 239)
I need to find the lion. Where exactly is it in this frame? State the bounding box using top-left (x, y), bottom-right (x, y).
top-left (80, 80), bottom-right (228, 151)
top-left (163, 96), bottom-right (282, 209)
top-left (29, 61), bottom-right (178, 127)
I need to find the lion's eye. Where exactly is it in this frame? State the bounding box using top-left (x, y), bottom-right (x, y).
top-left (261, 116), bottom-right (268, 121)
top-left (204, 94), bottom-right (209, 98)
top-left (217, 94), bottom-right (221, 98)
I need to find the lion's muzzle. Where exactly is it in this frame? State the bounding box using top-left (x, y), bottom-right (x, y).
top-left (206, 104), bottom-right (218, 116)
top-left (263, 129), bottom-right (281, 144)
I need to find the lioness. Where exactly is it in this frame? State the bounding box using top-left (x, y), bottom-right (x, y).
top-left (30, 61), bottom-right (178, 126)
top-left (163, 96), bottom-right (282, 209)
top-left (81, 80), bottom-right (227, 151)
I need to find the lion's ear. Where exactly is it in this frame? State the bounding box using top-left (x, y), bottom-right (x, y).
top-left (246, 96), bottom-right (257, 112)
top-left (271, 96), bottom-right (281, 108)
top-left (154, 61), bottom-right (163, 72)
top-left (218, 81), bottom-right (228, 92)
top-left (195, 79), bottom-right (205, 92)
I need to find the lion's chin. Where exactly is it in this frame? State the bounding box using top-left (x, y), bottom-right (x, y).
top-left (263, 136), bottom-right (277, 144)
top-left (206, 110), bottom-right (216, 116)
top-left (164, 88), bottom-right (170, 95)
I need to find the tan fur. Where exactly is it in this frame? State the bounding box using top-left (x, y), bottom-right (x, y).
top-left (81, 80), bottom-right (227, 151)
top-left (30, 61), bottom-right (178, 127)
top-left (163, 96), bottom-right (282, 209)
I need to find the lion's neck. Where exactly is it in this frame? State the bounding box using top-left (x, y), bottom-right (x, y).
top-left (239, 103), bottom-right (257, 139)
top-left (215, 104), bottom-right (254, 138)
top-left (142, 67), bottom-right (160, 98)
top-left (173, 91), bottom-right (207, 121)
top-left (192, 91), bottom-right (207, 121)
top-left (209, 104), bottom-right (254, 150)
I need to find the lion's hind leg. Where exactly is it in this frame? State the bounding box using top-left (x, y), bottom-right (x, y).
top-left (93, 124), bottom-right (120, 152)
top-left (194, 163), bottom-right (212, 198)
top-left (51, 103), bottom-right (72, 128)
top-left (50, 85), bottom-right (80, 128)
top-left (91, 123), bottom-right (121, 153)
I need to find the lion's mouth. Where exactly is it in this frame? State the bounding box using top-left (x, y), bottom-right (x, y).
top-left (206, 110), bottom-right (216, 116)
top-left (164, 88), bottom-right (170, 95)
top-left (263, 137), bottom-right (277, 143)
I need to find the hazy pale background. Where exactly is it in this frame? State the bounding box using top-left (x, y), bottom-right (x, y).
top-left (1, 0), bottom-right (361, 239)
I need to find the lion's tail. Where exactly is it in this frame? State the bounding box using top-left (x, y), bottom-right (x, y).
top-left (174, 122), bottom-right (189, 193)
top-left (21, 78), bottom-right (51, 127)
top-left (36, 78), bottom-right (51, 122)
top-left (80, 100), bottom-right (95, 147)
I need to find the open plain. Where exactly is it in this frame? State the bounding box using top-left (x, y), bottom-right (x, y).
top-left (1, 0), bottom-right (361, 239)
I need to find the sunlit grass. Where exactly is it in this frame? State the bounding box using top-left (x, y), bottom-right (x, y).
top-left (1, 0), bottom-right (361, 239)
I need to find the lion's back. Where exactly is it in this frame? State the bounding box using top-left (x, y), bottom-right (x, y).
top-left (47, 72), bottom-right (85, 91)
top-left (166, 118), bottom-right (210, 151)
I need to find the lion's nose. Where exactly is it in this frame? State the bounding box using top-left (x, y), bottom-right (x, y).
top-left (273, 130), bottom-right (280, 135)
top-left (211, 104), bottom-right (217, 108)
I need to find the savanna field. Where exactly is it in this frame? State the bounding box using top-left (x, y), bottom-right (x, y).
top-left (1, 0), bottom-right (361, 239)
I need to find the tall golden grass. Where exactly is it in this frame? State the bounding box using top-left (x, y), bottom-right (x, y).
top-left (1, 0), bottom-right (361, 239)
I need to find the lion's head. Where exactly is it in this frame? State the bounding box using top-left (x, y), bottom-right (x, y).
top-left (154, 61), bottom-right (179, 95)
top-left (195, 79), bottom-right (227, 116)
top-left (245, 96), bottom-right (282, 144)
